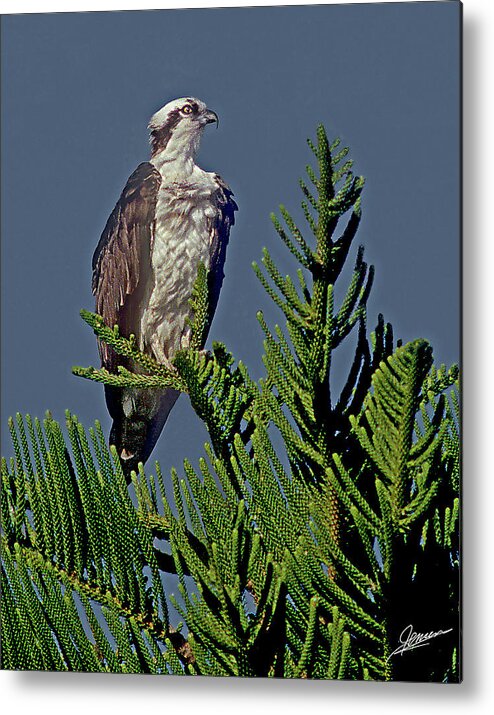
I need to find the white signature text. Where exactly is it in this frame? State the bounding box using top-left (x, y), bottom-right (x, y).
top-left (387, 624), bottom-right (453, 662)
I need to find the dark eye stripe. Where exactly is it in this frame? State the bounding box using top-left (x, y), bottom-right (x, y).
top-left (150, 107), bottom-right (182, 154)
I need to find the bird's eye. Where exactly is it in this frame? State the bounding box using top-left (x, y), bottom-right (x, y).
top-left (181, 105), bottom-right (193, 115)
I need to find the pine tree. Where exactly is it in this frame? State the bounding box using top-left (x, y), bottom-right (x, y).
top-left (0, 125), bottom-right (460, 681)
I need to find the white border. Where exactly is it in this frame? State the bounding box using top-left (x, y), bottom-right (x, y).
top-left (2, 0), bottom-right (493, 713)
top-left (0, 0), bottom-right (482, 13)
top-left (2, 0), bottom-right (453, 12)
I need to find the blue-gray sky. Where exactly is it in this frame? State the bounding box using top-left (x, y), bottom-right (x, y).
top-left (1, 2), bottom-right (460, 472)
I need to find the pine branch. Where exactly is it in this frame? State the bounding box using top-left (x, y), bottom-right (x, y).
top-left (72, 261), bottom-right (214, 392)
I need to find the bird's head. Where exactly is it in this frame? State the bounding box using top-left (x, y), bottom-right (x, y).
top-left (149, 97), bottom-right (218, 162)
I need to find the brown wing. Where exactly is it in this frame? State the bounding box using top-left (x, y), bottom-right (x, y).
top-left (207, 174), bottom-right (238, 327)
top-left (92, 162), bottom-right (161, 371)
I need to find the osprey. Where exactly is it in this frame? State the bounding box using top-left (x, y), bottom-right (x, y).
top-left (92, 97), bottom-right (237, 475)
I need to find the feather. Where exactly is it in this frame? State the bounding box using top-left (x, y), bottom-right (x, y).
top-left (92, 162), bottom-right (161, 371)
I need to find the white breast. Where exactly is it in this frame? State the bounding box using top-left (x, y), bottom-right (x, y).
top-left (139, 168), bottom-right (218, 364)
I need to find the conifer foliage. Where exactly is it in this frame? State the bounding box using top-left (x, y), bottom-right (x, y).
top-left (1, 126), bottom-right (460, 680)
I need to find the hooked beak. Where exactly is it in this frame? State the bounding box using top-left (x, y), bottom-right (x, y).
top-left (203, 109), bottom-right (219, 128)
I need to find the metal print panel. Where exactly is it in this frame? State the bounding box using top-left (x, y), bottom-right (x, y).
top-left (0, 1), bottom-right (461, 682)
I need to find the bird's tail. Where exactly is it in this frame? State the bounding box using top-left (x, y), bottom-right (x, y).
top-left (105, 385), bottom-right (180, 480)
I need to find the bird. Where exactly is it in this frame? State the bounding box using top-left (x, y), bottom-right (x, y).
top-left (91, 97), bottom-right (237, 476)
